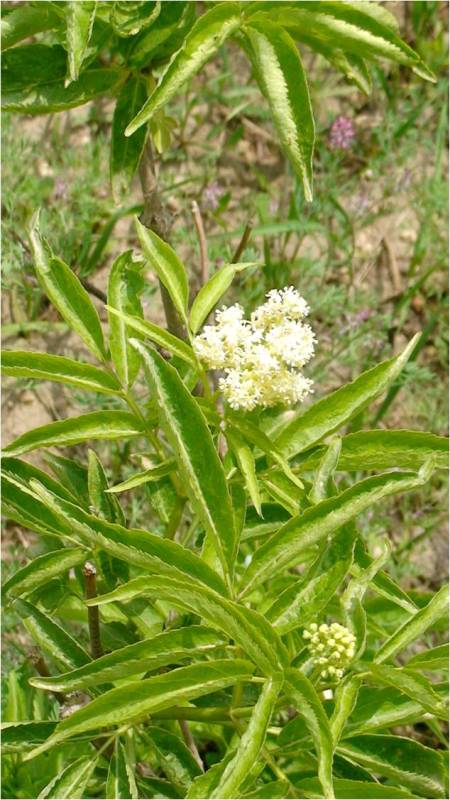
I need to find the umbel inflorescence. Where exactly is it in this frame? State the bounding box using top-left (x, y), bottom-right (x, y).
top-left (303, 622), bottom-right (356, 680)
top-left (193, 287), bottom-right (316, 411)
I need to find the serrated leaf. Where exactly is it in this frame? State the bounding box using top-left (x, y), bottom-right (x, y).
top-left (111, 0), bottom-right (161, 37)
top-left (297, 777), bottom-right (419, 799)
top-left (337, 734), bottom-right (445, 798)
top-left (146, 726), bottom-right (202, 790)
top-left (1, 350), bottom-right (121, 395)
top-left (29, 212), bottom-right (106, 361)
top-left (1, 472), bottom-right (75, 540)
top-left (38, 756), bottom-right (98, 799)
top-left (133, 341), bottom-right (236, 588)
top-left (87, 573), bottom-right (288, 676)
top-left (298, 430), bottom-right (449, 473)
top-left (66, 1), bottom-right (96, 83)
top-left (241, 468), bottom-right (430, 597)
top-left (110, 77), bottom-right (148, 202)
top-left (1, 456), bottom-right (76, 504)
top-left (3, 410), bottom-right (144, 457)
top-left (29, 481), bottom-right (227, 596)
top-left (276, 335), bottom-right (419, 459)
top-left (15, 599), bottom-right (91, 671)
top-left (106, 305), bottom-right (197, 366)
top-left (227, 429), bottom-right (262, 516)
top-left (27, 660), bottom-right (254, 758)
top-left (107, 459), bottom-right (175, 493)
top-left (243, 780), bottom-right (289, 799)
top-left (1, 4), bottom-right (60, 51)
top-left (308, 435), bottom-right (341, 504)
top-left (2, 548), bottom-right (87, 599)
top-left (1, 721), bottom-right (59, 754)
top-left (30, 626), bottom-right (224, 692)
top-left (365, 664), bottom-right (448, 720)
top-left (189, 262), bottom-right (258, 334)
top-left (125, 3), bottom-right (241, 135)
top-left (330, 675), bottom-right (361, 747)
top-left (87, 449), bottom-right (124, 525)
top-left (2, 44), bottom-right (122, 113)
top-left (242, 20), bottom-right (314, 201)
top-left (285, 668), bottom-right (334, 799)
top-left (375, 584), bottom-right (449, 664)
top-left (107, 250), bottom-right (145, 386)
top-left (407, 644), bottom-right (449, 672)
top-left (107, 740), bottom-right (138, 799)
top-left (135, 218), bottom-right (189, 323)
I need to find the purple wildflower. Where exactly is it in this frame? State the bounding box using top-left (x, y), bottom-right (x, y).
top-left (202, 182), bottom-right (224, 211)
top-left (329, 116), bottom-right (356, 151)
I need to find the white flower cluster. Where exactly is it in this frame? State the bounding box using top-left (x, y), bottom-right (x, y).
top-left (193, 287), bottom-right (316, 411)
top-left (303, 622), bottom-right (356, 680)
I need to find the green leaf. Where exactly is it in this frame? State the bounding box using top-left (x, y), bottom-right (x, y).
top-left (189, 262), bottom-right (258, 334)
top-left (212, 677), bottom-right (282, 799)
top-left (133, 341), bottom-right (236, 588)
top-left (27, 660), bottom-right (254, 758)
top-left (135, 218), bottom-right (189, 323)
top-left (30, 626), bottom-right (224, 692)
top-left (125, 3), bottom-right (241, 135)
top-left (298, 430), bottom-right (449, 473)
top-left (241, 468), bottom-right (431, 597)
top-left (374, 584), bottom-right (449, 664)
top-left (227, 429), bottom-right (262, 516)
top-left (276, 335), bottom-right (419, 459)
top-left (38, 756), bottom-right (98, 799)
top-left (87, 449), bottom-right (125, 525)
top-left (1, 472), bottom-right (75, 541)
top-left (296, 777), bottom-right (419, 799)
top-left (106, 740), bottom-right (138, 800)
top-left (1, 721), bottom-right (58, 754)
top-left (243, 780), bottom-right (289, 799)
top-left (2, 44), bottom-right (122, 113)
top-left (407, 644), bottom-right (449, 672)
top-left (3, 411), bottom-right (144, 457)
top-left (2, 548), bottom-right (87, 599)
top-left (15, 599), bottom-right (91, 671)
top-left (285, 668), bottom-right (334, 799)
top-left (66, 1), bottom-right (96, 82)
top-left (1, 350), bottom-right (121, 395)
top-left (29, 212), bottom-right (106, 361)
top-left (110, 77), bottom-right (148, 202)
top-left (337, 735), bottom-right (446, 798)
top-left (1, 4), bottom-right (60, 51)
top-left (1, 456), bottom-right (76, 504)
top-left (107, 459), bottom-right (175, 493)
top-left (106, 305), bottom-right (197, 366)
top-left (107, 250), bottom-right (145, 386)
top-left (308, 435), bottom-right (341, 504)
top-left (266, 525), bottom-right (356, 633)
top-left (87, 573), bottom-right (288, 676)
top-left (242, 20), bottom-right (314, 201)
top-left (344, 684), bottom-right (448, 738)
top-left (111, 0), bottom-right (161, 37)
top-left (29, 481), bottom-right (228, 596)
top-left (330, 675), bottom-right (361, 747)
top-left (365, 664), bottom-right (448, 720)
top-left (146, 726), bottom-right (202, 790)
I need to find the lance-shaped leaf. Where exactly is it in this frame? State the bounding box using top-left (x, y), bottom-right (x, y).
top-left (87, 573), bottom-right (288, 676)
top-left (374, 584), bottom-right (449, 664)
top-left (1, 473), bottom-right (75, 541)
top-left (135, 218), bottom-right (189, 324)
top-left (276, 335), bottom-right (419, 459)
top-left (212, 677), bottom-right (282, 799)
top-left (3, 410), bottom-right (144, 457)
top-left (1, 4), bottom-right (60, 51)
top-left (298, 430), bottom-right (449, 473)
top-left (296, 777), bottom-right (422, 799)
top-left (38, 756), bottom-right (98, 799)
top-left (15, 599), bottom-right (91, 671)
top-left (87, 449), bottom-right (125, 525)
top-left (242, 20), bottom-right (314, 201)
top-left (111, 1), bottom-right (161, 37)
top-left (227, 429), bottom-right (262, 516)
top-left (66, 1), bottom-right (96, 83)
top-left (343, 683), bottom-right (449, 738)
top-left (125, 3), bottom-right (242, 136)
top-left (106, 740), bottom-right (138, 800)
top-left (145, 727), bottom-right (202, 791)
top-left (106, 305), bottom-right (197, 367)
top-left (26, 660), bottom-right (254, 759)
top-left (107, 459), bottom-right (175, 493)
top-left (29, 212), bottom-right (106, 361)
top-left (2, 456), bottom-right (76, 503)
top-left (110, 76), bottom-right (148, 202)
top-left (189, 262), bottom-right (259, 334)
top-left (337, 735), bottom-right (446, 798)
top-left (365, 664), bottom-right (448, 720)
top-left (330, 675), bottom-right (361, 747)
top-left (285, 668), bottom-right (334, 799)
top-left (1, 721), bottom-right (59, 754)
top-left (107, 251), bottom-right (145, 387)
top-left (241, 467), bottom-right (431, 597)
top-left (133, 341), bottom-right (236, 587)
top-left (407, 644), bottom-right (449, 672)
top-left (2, 547), bottom-right (87, 599)
top-left (1, 351), bottom-right (121, 395)
top-left (28, 482), bottom-right (227, 596)
top-left (30, 626), bottom-right (224, 692)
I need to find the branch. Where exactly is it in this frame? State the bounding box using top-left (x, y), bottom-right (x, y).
top-left (83, 561), bottom-right (103, 659)
top-left (191, 200), bottom-right (208, 286)
top-left (232, 222), bottom-right (253, 263)
top-left (178, 719), bottom-right (204, 772)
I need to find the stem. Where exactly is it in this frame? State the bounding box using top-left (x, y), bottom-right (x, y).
top-left (232, 222), bottom-right (253, 263)
top-left (191, 200), bottom-right (208, 286)
top-left (178, 719), bottom-right (204, 772)
top-left (83, 561), bottom-right (103, 659)
top-left (29, 649), bottom-right (65, 704)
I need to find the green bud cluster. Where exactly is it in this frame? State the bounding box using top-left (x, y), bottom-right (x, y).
top-left (303, 622), bottom-right (356, 679)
